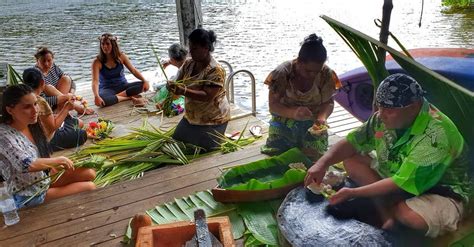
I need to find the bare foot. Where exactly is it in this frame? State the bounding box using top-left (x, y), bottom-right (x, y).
top-left (76, 105), bottom-right (95, 115)
top-left (132, 97), bottom-right (147, 107)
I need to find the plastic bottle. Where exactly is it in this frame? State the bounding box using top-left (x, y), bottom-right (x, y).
top-left (0, 182), bottom-right (20, 226)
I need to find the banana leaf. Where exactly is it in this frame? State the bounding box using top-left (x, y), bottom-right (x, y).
top-left (123, 190), bottom-right (246, 243)
top-left (218, 148), bottom-right (312, 190)
top-left (321, 15), bottom-right (474, 147)
top-left (123, 191), bottom-right (283, 247)
top-left (238, 201), bottom-right (280, 246)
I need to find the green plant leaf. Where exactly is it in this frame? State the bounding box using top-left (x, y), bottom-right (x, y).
top-left (239, 202), bottom-right (279, 246)
top-left (218, 148), bottom-right (311, 190)
top-left (321, 15), bottom-right (474, 148)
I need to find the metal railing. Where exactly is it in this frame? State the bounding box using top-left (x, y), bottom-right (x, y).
top-left (225, 69), bottom-right (257, 118)
top-left (218, 60), bottom-right (234, 102)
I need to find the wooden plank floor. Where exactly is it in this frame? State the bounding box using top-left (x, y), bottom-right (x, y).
top-left (0, 88), bottom-right (471, 246)
top-left (0, 86), bottom-right (361, 246)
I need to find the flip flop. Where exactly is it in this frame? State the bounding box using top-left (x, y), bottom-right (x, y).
top-left (249, 125), bottom-right (263, 137)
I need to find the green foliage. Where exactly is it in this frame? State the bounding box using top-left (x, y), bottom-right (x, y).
top-left (7, 64), bottom-right (23, 85)
top-left (442, 0), bottom-right (473, 9)
top-left (123, 191), bottom-right (281, 247)
top-left (124, 190), bottom-right (245, 243)
top-left (218, 148), bottom-right (311, 190)
top-left (321, 15), bottom-right (474, 147)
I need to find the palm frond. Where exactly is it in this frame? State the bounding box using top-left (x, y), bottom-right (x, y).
top-left (7, 64), bottom-right (23, 85)
top-left (321, 15), bottom-right (474, 146)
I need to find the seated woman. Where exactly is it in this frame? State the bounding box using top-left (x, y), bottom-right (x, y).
top-left (163, 43), bottom-right (188, 79)
top-left (0, 84), bottom-right (95, 209)
top-left (92, 33), bottom-right (150, 107)
top-left (34, 46), bottom-right (92, 114)
top-left (23, 68), bottom-right (87, 151)
top-left (167, 28), bottom-right (230, 152)
top-left (261, 34), bottom-right (341, 160)
top-left (154, 43), bottom-right (188, 113)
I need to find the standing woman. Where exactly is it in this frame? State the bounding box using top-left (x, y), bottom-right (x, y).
top-left (261, 34), bottom-right (341, 160)
top-left (91, 33), bottom-right (150, 107)
top-left (167, 28), bottom-right (230, 152)
top-left (0, 84), bottom-right (96, 209)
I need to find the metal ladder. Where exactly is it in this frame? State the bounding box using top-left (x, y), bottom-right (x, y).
top-left (218, 60), bottom-right (257, 119)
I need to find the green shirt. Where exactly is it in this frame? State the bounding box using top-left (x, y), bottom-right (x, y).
top-left (347, 101), bottom-right (472, 203)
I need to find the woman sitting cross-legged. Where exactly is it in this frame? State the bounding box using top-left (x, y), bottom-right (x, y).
top-left (166, 28), bottom-right (230, 152)
top-left (34, 46), bottom-right (93, 115)
top-left (0, 84), bottom-right (96, 209)
top-left (91, 33), bottom-right (150, 107)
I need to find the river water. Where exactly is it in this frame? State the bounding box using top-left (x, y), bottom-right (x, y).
top-left (1, 0), bottom-right (473, 116)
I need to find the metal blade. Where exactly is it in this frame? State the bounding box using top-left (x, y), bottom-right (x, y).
top-left (194, 209), bottom-right (212, 247)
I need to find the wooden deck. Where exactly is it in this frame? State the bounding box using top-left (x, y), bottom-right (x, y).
top-left (1, 88), bottom-right (471, 246)
top-left (0, 87), bottom-right (355, 246)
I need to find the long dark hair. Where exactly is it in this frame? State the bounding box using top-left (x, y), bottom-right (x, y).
top-left (1, 84), bottom-right (51, 157)
top-left (298, 34), bottom-right (327, 63)
top-left (97, 33), bottom-right (122, 64)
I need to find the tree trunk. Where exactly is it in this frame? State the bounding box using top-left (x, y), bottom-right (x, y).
top-left (176, 0), bottom-right (203, 48)
top-left (377, 0), bottom-right (393, 64)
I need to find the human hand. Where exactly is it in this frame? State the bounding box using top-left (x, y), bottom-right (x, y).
top-left (94, 96), bottom-right (105, 107)
top-left (304, 160), bottom-right (328, 186)
top-left (59, 93), bottom-right (74, 103)
top-left (64, 97), bottom-right (75, 110)
top-left (314, 118), bottom-right (327, 126)
top-left (53, 156), bottom-right (74, 171)
top-left (166, 81), bottom-right (185, 95)
top-left (293, 106), bottom-right (313, 121)
top-left (143, 80), bottom-right (150, 92)
top-left (328, 187), bottom-right (356, 205)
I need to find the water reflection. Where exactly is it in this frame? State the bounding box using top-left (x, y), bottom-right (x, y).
top-left (0, 0), bottom-right (472, 117)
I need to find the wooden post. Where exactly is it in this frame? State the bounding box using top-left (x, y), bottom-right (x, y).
top-left (377, 0), bottom-right (393, 64)
top-left (176, 0), bottom-right (203, 48)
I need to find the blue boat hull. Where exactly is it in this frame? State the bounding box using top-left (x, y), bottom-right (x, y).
top-left (335, 49), bottom-right (474, 121)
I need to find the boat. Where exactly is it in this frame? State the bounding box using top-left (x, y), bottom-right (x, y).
top-left (335, 48), bottom-right (474, 121)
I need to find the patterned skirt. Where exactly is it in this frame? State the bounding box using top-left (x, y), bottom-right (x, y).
top-left (261, 115), bottom-right (328, 160)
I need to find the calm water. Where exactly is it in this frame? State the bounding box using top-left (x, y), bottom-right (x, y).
top-left (1, 0), bottom-right (473, 116)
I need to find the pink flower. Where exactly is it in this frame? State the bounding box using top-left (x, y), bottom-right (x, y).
top-left (375, 131), bottom-right (384, 139)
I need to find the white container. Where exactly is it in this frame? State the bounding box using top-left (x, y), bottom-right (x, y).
top-left (0, 183), bottom-right (19, 226)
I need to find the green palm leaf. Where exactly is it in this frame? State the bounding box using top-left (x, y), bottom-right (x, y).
top-left (321, 15), bottom-right (474, 147)
top-left (7, 64), bottom-right (23, 85)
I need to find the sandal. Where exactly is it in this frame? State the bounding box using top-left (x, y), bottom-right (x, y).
top-left (249, 125), bottom-right (263, 137)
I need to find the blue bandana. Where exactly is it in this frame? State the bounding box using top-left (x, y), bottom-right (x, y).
top-left (376, 73), bottom-right (425, 108)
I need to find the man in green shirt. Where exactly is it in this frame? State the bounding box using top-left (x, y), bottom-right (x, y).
top-left (304, 73), bottom-right (471, 237)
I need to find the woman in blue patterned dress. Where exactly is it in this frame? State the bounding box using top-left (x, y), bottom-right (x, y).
top-left (0, 84), bottom-right (96, 208)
